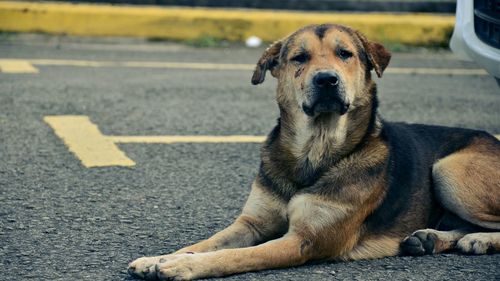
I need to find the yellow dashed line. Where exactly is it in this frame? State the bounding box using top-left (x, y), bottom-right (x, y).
top-left (384, 68), bottom-right (488, 75)
top-left (0, 58), bottom-right (489, 76)
top-left (120, 61), bottom-right (253, 70)
top-left (30, 59), bottom-right (254, 70)
top-left (0, 59), bottom-right (38, 73)
top-left (108, 135), bottom-right (265, 144)
top-left (44, 115), bottom-right (136, 168)
top-left (44, 115), bottom-right (265, 168)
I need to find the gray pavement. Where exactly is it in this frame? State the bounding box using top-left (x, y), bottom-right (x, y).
top-left (0, 34), bottom-right (499, 281)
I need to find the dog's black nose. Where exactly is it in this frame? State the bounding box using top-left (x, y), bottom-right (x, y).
top-left (313, 72), bottom-right (339, 88)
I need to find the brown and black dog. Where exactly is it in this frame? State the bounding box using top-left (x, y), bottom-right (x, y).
top-left (128, 24), bottom-right (500, 280)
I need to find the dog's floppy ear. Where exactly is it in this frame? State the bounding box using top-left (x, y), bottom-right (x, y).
top-left (251, 40), bottom-right (283, 85)
top-left (356, 32), bottom-right (391, 78)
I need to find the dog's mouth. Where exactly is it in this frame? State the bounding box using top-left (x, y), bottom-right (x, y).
top-left (302, 95), bottom-right (350, 117)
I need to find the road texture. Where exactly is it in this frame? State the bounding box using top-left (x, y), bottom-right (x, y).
top-left (0, 34), bottom-right (499, 281)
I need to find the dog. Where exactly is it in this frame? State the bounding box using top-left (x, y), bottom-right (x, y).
top-left (128, 24), bottom-right (500, 280)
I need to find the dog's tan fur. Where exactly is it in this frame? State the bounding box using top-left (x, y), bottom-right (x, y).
top-left (128, 24), bottom-right (500, 280)
top-left (433, 137), bottom-right (500, 229)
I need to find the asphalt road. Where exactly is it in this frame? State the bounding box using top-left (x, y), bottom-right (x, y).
top-left (0, 34), bottom-right (499, 281)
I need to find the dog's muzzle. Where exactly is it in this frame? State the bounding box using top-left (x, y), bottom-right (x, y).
top-left (302, 71), bottom-right (350, 117)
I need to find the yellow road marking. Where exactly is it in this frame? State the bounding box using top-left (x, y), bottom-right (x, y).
top-left (29, 59), bottom-right (254, 70)
top-left (0, 58), bottom-right (489, 76)
top-left (385, 68), bottom-right (488, 75)
top-left (44, 115), bottom-right (136, 168)
top-left (44, 115), bottom-right (265, 168)
top-left (0, 59), bottom-right (38, 73)
top-left (108, 135), bottom-right (265, 143)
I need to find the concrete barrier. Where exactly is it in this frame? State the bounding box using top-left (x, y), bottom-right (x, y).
top-left (0, 1), bottom-right (455, 46)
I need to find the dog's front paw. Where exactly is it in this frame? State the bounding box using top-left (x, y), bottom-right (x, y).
top-left (155, 253), bottom-right (211, 281)
top-left (456, 233), bottom-right (494, 255)
top-left (401, 229), bottom-right (439, 255)
top-left (128, 255), bottom-right (170, 280)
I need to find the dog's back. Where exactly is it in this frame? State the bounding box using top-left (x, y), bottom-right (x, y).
top-left (384, 122), bottom-right (497, 159)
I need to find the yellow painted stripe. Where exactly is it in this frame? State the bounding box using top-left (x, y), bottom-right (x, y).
top-left (108, 134), bottom-right (500, 143)
top-left (2, 59), bottom-right (487, 76)
top-left (108, 135), bottom-right (266, 143)
top-left (0, 59), bottom-right (38, 73)
top-left (29, 59), bottom-right (254, 70)
top-left (385, 68), bottom-right (488, 75)
top-left (44, 115), bottom-right (135, 168)
top-left (0, 1), bottom-right (454, 46)
top-left (44, 115), bottom-right (265, 168)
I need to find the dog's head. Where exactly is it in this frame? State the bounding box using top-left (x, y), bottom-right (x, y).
top-left (252, 24), bottom-right (391, 118)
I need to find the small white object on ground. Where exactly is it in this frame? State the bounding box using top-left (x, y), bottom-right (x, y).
top-left (246, 36), bottom-right (262, 48)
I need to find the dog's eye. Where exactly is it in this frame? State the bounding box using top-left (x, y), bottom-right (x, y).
top-left (338, 49), bottom-right (353, 60)
top-left (290, 53), bottom-right (309, 64)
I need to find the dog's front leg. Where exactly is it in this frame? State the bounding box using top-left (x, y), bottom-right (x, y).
top-left (151, 194), bottom-right (356, 280)
top-left (154, 234), bottom-right (308, 280)
top-left (128, 181), bottom-right (287, 279)
top-left (175, 181), bottom-right (288, 253)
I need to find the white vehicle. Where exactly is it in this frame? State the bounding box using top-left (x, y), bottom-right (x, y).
top-left (450, 0), bottom-right (500, 84)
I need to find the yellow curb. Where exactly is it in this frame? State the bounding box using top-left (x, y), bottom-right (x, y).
top-left (0, 1), bottom-right (455, 46)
